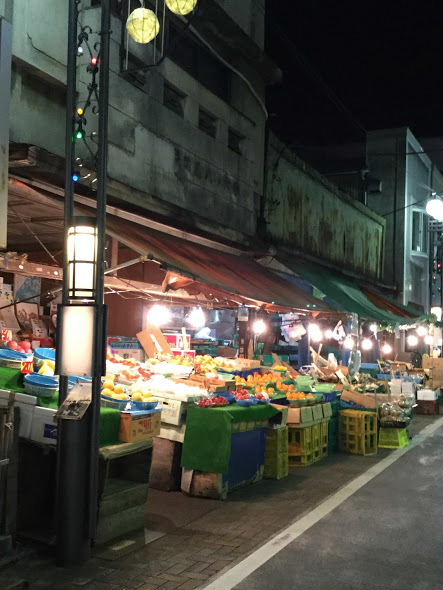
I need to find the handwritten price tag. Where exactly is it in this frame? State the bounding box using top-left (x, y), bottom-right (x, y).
top-left (1, 329), bottom-right (12, 342)
top-left (21, 361), bottom-right (34, 374)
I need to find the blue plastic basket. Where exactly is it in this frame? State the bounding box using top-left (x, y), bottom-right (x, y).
top-left (320, 392), bottom-right (338, 402)
top-left (131, 400), bottom-right (158, 411)
top-left (220, 368), bottom-right (262, 379)
top-left (236, 398), bottom-right (257, 407)
top-left (339, 400), bottom-right (375, 412)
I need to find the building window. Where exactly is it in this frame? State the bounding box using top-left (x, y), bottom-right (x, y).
top-left (163, 82), bottom-right (186, 117)
top-left (168, 23), bottom-right (231, 102)
top-left (228, 128), bottom-right (244, 154)
top-left (412, 210), bottom-right (428, 253)
top-left (198, 108), bottom-right (217, 138)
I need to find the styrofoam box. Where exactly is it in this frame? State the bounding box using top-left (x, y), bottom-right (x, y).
top-left (0, 389), bottom-right (37, 438)
top-left (30, 406), bottom-right (58, 445)
top-left (155, 396), bottom-right (186, 426)
top-left (401, 381), bottom-right (416, 395)
top-left (417, 389), bottom-right (437, 401)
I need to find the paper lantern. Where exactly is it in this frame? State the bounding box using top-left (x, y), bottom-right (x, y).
top-left (165, 0), bottom-right (198, 16)
top-left (126, 8), bottom-right (160, 44)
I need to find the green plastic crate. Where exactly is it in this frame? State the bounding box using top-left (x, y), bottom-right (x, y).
top-left (378, 427), bottom-right (410, 449)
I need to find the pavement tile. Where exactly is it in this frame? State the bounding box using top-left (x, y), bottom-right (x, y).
top-left (176, 580), bottom-right (201, 590)
top-left (166, 562), bottom-right (194, 575)
top-left (183, 572), bottom-right (210, 581)
top-left (159, 574), bottom-right (188, 583)
top-left (183, 561), bottom-right (211, 574)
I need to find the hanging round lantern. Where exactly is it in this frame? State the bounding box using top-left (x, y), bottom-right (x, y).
top-left (165, 0), bottom-right (198, 16)
top-left (126, 8), bottom-right (160, 44)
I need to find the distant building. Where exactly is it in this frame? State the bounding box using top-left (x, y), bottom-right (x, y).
top-left (366, 128), bottom-right (443, 313)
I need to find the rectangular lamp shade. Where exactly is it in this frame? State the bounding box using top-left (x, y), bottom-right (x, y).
top-left (67, 222), bottom-right (97, 300)
top-left (57, 305), bottom-right (96, 376)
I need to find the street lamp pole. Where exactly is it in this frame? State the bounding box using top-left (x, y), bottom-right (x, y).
top-left (56, 0), bottom-right (110, 566)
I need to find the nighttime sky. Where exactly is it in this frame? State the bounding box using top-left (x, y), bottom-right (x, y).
top-left (265, 0), bottom-right (443, 149)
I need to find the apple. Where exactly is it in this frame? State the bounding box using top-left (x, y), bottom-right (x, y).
top-left (8, 340), bottom-right (19, 350)
top-left (21, 341), bottom-right (31, 351)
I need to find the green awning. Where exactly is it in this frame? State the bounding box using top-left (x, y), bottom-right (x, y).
top-left (278, 259), bottom-right (421, 325)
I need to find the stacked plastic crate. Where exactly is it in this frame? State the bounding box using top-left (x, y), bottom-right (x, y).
top-left (339, 409), bottom-right (378, 455)
top-left (264, 426), bottom-right (289, 479)
top-left (287, 403), bottom-right (330, 467)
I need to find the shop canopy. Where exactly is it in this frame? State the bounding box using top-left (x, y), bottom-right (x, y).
top-left (106, 217), bottom-right (330, 313)
top-left (277, 257), bottom-right (422, 325)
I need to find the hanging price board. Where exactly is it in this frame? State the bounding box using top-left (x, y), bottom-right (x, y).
top-left (1, 329), bottom-right (12, 342)
top-left (20, 360), bottom-right (34, 374)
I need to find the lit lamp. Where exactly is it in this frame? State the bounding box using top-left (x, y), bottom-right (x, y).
top-left (252, 319), bottom-right (266, 336)
top-left (67, 217), bottom-right (98, 300)
top-left (57, 217), bottom-right (99, 377)
top-left (165, 0), bottom-right (198, 15)
top-left (426, 197), bottom-right (443, 221)
top-left (126, 7), bottom-right (160, 44)
top-left (147, 304), bottom-right (171, 326)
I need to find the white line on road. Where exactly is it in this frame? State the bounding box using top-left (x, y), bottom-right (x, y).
top-left (203, 417), bottom-right (443, 590)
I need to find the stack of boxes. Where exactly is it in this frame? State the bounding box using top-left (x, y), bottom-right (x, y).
top-left (264, 426), bottom-right (288, 479)
top-left (423, 357), bottom-right (443, 390)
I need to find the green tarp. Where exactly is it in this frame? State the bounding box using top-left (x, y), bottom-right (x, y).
top-left (181, 403), bottom-right (280, 474)
top-left (280, 260), bottom-right (421, 325)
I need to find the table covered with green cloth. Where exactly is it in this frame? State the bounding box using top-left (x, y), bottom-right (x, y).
top-left (181, 403), bottom-right (281, 474)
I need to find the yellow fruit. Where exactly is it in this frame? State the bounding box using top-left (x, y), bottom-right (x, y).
top-left (132, 392), bottom-right (143, 401)
top-left (114, 384), bottom-right (126, 395)
top-left (102, 387), bottom-right (114, 397)
top-left (103, 380), bottom-right (115, 390)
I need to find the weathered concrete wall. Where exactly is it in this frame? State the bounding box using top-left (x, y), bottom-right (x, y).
top-left (8, 0), bottom-right (267, 241)
top-left (266, 134), bottom-right (386, 280)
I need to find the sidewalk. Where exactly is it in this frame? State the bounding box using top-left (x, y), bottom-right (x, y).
top-left (0, 413), bottom-right (440, 590)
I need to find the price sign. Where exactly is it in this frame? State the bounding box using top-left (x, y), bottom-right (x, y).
top-left (1, 329), bottom-right (12, 342)
top-left (21, 360), bottom-right (34, 374)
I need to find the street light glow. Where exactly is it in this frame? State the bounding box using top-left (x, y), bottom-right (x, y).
top-left (361, 338), bottom-right (373, 351)
top-left (252, 319), bottom-right (267, 335)
top-left (407, 334), bottom-right (419, 347)
top-left (343, 336), bottom-right (354, 350)
top-left (381, 343), bottom-right (393, 355)
top-left (426, 198), bottom-right (443, 221)
top-left (147, 304), bottom-right (171, 326)
top-left (308, 323), bottom-right (323, 342)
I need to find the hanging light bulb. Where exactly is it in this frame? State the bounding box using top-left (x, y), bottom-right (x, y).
top-left (426, 198), bottom-right (443, 221)
top-left (324, 329), bottom-right (334, 339)
top-left (187, 307), bottom-right (206, 329)
top-left (361, 338), bottom-right (373, 351)
top-left (126, 7), bottom-right (160, 44)
top-left (407, 334), bottom-right (418, 347)
top-left (165, 0), bottom-right (198, 16)
top-left (308, 323), bottom-right (323, 343)
top-left (343, 336), bottom-right (354, 350)
top-left (424, 334), bottom-right (434, 345)
top-left (369, 323), bottom-right (378, 334)
top-left (381, 343), bottom-right (392, 355)
top-left (416, 325), bottom-right (428, 337)
top-left (252, 319), bottom-right (266, 335)
top-left (147, 304), bottom-right (171, 326)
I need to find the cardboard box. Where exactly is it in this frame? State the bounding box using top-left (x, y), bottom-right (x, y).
top-left (108, 336), bottom-right (145, 362)
top-left (30, 406), bottom-right (58, 445)
top-left (417, 389), bottom-right (438, 401)
top-left (159, 423), bottom-right (187, 443)
top-left (165, 333), bottom-right (191, 350)
top-left (119, 409), bottom-right (161, 443)
top-left (0, 389), bottom-right (37, 438)
top-left (171, 349), bottom-right (196, 359)
top-left (422, 357), bottom-right (443, 370)
top-left (137, 326), bottom-right (171, 358)
top-left (341, 389), bottom-right (389, 409)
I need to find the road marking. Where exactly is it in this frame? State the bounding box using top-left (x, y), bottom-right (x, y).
top-left (203, 417), bottom-right (443, 590)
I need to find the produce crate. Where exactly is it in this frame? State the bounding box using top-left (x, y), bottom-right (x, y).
top-left (322, 402), bottom-right (332, 419)
top-left (264, 451), bottom-right (289, 479)
top-left (328, 415), bottom-right (339, 452)
top-left (322, 392), bottom-right (338, 402)
top-left (330, 400), bottom-right (341, 416)
top-left (378, 427), bottom-right (410, 449)
top-left (265, 426), bottom-right (288, 454)
top-left (339, 410), bottom-right (377, 456)
top-left (288, 421), bottom-right (328, 467)
top-left (415, 400), bottom-right (440, 415)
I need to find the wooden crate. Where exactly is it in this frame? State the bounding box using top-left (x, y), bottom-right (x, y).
top-left (149, 438), bottom-right (183, 491)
